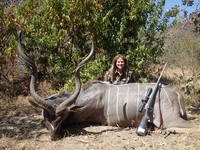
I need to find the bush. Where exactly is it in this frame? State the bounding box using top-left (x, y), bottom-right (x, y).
top-left (1, 0), bottom-right (168, 92)
top-left (163, 22), bottom-right (200, 107)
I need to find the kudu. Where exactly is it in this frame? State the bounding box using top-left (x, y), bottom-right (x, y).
top-left (17, 32), bottom-right (193, 141)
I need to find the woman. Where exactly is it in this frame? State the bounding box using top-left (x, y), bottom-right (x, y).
top-left (104, 54), bottom-right (133, 85)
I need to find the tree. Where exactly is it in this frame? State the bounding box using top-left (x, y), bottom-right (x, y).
top-left (1, 0), bottom-right (169, 90)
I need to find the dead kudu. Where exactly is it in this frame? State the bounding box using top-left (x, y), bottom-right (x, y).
top-left (17, 33), bottom-right (194, 141)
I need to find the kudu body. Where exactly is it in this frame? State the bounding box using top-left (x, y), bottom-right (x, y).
top-left (17, 32), bottom-right (193, 140)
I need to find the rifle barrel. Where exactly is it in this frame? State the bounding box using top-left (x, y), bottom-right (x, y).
top-left (156, 63), bottom-right (167, 84)
top-left (136, 62), bottom-right (168, 136)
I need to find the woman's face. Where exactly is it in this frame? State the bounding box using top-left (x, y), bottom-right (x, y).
top-left (116, 57), bottom-right (125, 71)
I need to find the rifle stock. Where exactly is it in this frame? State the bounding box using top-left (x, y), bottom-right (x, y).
top-left (136, 63), bottom-right (167, 136)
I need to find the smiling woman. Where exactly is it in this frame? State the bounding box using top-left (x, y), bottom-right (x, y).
top-left (104, 54), bottom-right (134, 85)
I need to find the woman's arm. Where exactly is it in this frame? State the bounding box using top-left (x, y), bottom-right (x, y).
top-left (126, 70), bottom-right (134, 83)
top-left (104, 72), bottom-right (112, 83)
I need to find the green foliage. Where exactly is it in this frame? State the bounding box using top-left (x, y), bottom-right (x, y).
top-left (15, 0), bottom-right (97, 87)
top-left (0, 4), bottom-right (18, 56)
top-left (165, 0), bottom-right (195, 25)
top-left (165, 5), bottom-right (180, 17)
top-left (81, 55), bottom-right (107, 81)
top-left (125, 0), bottom-right (167, 74)
top-left (96, 0), bottom-right (167, 75)
top-left (182, 0), bottom-right (194, 6)
top-left (1, 0), bottom-right (169, 90)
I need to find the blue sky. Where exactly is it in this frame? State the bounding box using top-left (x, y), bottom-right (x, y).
top-left (164, 0), bottom-right (199, 14)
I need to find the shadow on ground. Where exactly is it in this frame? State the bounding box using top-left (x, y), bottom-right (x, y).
top-left (1, 98), bottom-right (200, 141)
top-left (0, 102), bottom-right (121, 141)
top-left (63, 123), bottom-right (122, 137)
top-left (0, 101), bottom-right (48, 140)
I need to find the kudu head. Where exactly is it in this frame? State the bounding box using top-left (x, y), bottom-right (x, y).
top-left (17, 31), bottom-right (94, 140)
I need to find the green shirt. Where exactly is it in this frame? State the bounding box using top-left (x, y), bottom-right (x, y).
top-left (104, 70), bottom-right (133, 85)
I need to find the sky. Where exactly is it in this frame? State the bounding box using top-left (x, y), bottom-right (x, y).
top-left (163, 0), bottom-right (200, 24)
top-left (164, 0), bottom-right (199, 14)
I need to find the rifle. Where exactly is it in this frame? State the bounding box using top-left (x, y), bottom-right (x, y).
top-left (136, 63), bottom-right (167, 136)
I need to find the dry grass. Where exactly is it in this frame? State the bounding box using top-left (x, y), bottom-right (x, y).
top-left (37, 81), bottom-right (57, 97)
top-left (0, 137), bottom-right (37, 150)
top-left (1, 95), bottom-right (200, 150)
top-left (1, 21), bottom-right (200, 150)
top-left (162, 22), bottom-right (200, 107)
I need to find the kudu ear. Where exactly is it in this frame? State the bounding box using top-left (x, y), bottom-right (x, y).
top-left (68, 104), bottom-right (83, 112)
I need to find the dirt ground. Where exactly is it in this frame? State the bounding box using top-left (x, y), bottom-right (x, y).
top-left (1, 97), bottom-right (200, 150)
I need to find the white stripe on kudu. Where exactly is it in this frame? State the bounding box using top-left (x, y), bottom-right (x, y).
top-left (107, 85), bottom-right (111, 125)
top-left (136, 83), bottom-right (140, 122)
top-left (116, 86), bottom-right (120, 123)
